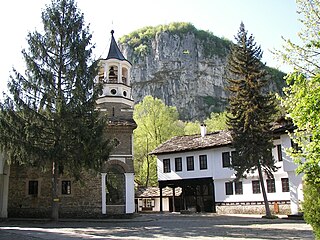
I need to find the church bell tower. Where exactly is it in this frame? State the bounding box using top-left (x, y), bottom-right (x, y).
top-left (96, 30), bottom-right (136, 215)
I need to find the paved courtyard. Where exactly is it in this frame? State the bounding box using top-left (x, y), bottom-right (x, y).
top-left (0, 213), bottom-right (314, 240)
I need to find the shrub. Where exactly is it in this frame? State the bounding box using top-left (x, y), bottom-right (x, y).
top-left (303, 182), bottom-right (320, 239)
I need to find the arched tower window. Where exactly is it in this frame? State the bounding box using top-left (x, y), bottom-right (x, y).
top-left (122, 67), bottom-right (128, 85)
top-left (108, 65), bottom-right (118, 83)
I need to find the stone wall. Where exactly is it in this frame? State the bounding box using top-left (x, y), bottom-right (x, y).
top-left (106, 205), bottom-right (125, 215)
top-left (216, 201), bottom-right (291, 215)
top-left (107, 125), bottom-right (134, 159)
top-left (8, 164), bottom-right (103, 218)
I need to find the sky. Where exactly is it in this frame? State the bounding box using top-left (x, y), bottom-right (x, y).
top-left (0, 0), bottom-right (301, 94)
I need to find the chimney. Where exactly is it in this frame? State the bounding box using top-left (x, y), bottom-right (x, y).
top-left (200, 123), bottom-right (206, 138)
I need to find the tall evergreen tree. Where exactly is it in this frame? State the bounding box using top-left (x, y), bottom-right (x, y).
top-left (0, 0), bottom-right (112, 221)
top-left (226, 22), bottom-right (278, 218)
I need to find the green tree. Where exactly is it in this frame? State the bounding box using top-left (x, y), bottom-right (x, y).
top-left (227, 22), bottom-right (278, 218)
top-left (0, 0), bottom-right (111, 221)
top-left (183, 120), bottom-right (202, 135)
top-left (183, 111), bottom-right (227, 135)
top-left (205, 111), bottom-right (227, 132)
top-left (278, 1), bottom-right (320, 236)
top-left (133, 95), bottom-right (183, 186)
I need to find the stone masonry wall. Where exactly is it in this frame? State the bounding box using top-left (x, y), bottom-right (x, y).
top-left (8, 164), bottom-right (102, 218)
top-left (216, 202), bottom-right (291, 215)
top-left (108, 126), bottom-right (134, 157)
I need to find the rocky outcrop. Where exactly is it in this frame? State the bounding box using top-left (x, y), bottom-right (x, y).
top-left (119, 23), bottom-right (285, 121)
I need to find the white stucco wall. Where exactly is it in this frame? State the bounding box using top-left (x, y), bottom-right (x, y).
top-left (0, 153), bottom-right (9, 218)
top-left (137, 197), bottom-right (170, 212)
top-left (125, 173), bottom-right (135, 213)
top-left (214, 173), bottom-right (290, 202)
top-left (157, 149), bottom-right (214, 181)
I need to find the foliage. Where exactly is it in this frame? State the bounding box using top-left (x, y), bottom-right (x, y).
top-left (0, 0), bottom-right (111, 220)
top-left (276, 0), bottom-right (320, 76)
top-left (205, 112), bottom-right (228, 132)
top-left (283, 73), bottom-right (320, 183)
top-left (265, 66), bottom-right (287, 94)
top-left (119, 22), bottom-right (231, 61)
top-left (183, 121), bottom-right (202, 135)
top-left (183, 112), bottom-right (227, 135)
top-left (303, 182), bottom-right (320, 239)
top-left (277, 0), bottom-right (320, 235)
top-left (226, 22), bottom-right (278, 217)
top-left (195, 29), bottom-right (231, 57)
top-left (202, 96), bottom-right (228, 112)
top-left (133, 95), bottom-right (184, 186)
top-left (227, 22), bottom-right (278, 177)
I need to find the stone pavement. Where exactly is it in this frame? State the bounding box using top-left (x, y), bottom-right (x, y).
top-left (0, 213), bottom-right (314, 240)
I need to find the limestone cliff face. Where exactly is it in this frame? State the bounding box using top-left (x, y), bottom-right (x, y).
top-left (119, 23), bottom-right (284, 121)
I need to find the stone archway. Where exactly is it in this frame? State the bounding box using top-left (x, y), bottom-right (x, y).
top-left (106, 164), bottom-right (125, 206)
top-left (101, 160), bottom-right (135, 215)
top-left (102, 160), bottom-right (130, 173)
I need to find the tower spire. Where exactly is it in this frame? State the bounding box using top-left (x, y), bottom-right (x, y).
top-left (106, 30), bottom-right (126, 61)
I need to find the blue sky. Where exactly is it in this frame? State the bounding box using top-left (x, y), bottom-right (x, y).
top-left (0, 0), bottom-right (301, 94)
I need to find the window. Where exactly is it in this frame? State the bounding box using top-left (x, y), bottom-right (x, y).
top-left (231, 151), bottom-right (239, 166)
top-left (252, 180), bottom-right (261, 194)
top-left (143, 199), bottom-right (155, 208)
top-left (277, 144), bottom-right (282, 161)
top-left (61, 180), bottom-right (71, 195)
top-left (266, 179), bottom-right (276, 193)
top-left (186, 156), bottom-right (194, 171)
top-left (199, 155), bottom-right (208, 170)
top-left (225, 182), bottom-right (233, 195)
top-left (281, 178), bottom-right (290, 192)
top-left (291, 139), bottom-right (301, 153)
top-left (28, 180), bottom-right (38, 195)
top-left (108, 66), bottom-right (118, 83)
top-left (222, 152), bottom-right (231, 168)
top-left (175, 157), bottom-right (182, 172)
top-left (235, 181), bottom-right (243, 195)
top-left (163, 159), bottom-right (171, 173)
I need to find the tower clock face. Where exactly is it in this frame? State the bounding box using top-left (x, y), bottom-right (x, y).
top-left (111, 89), bottom-right (117, 95)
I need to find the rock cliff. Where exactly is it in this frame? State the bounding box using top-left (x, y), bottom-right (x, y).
top-left (119, 23), bottom-right (285, 121)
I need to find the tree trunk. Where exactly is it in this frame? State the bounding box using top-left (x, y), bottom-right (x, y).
top-left (257, 162), bottom-right (271, 218)
top-left (51, 160), bottom-right (59, 221)
top-left (145, 154), bottom-right (150, 187)
top-left (145, 137), bottom-right (150, 187)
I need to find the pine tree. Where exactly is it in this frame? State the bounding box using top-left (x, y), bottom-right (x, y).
top-left (0, 0), bottom-right (112, 221)
top-left (226, 22), bottom-right (278, 218)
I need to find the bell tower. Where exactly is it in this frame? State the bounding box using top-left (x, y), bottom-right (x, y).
top-left (96, 30), bottom-right (133, 112)
top-left (97, 30), bottom-right (136, 215)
